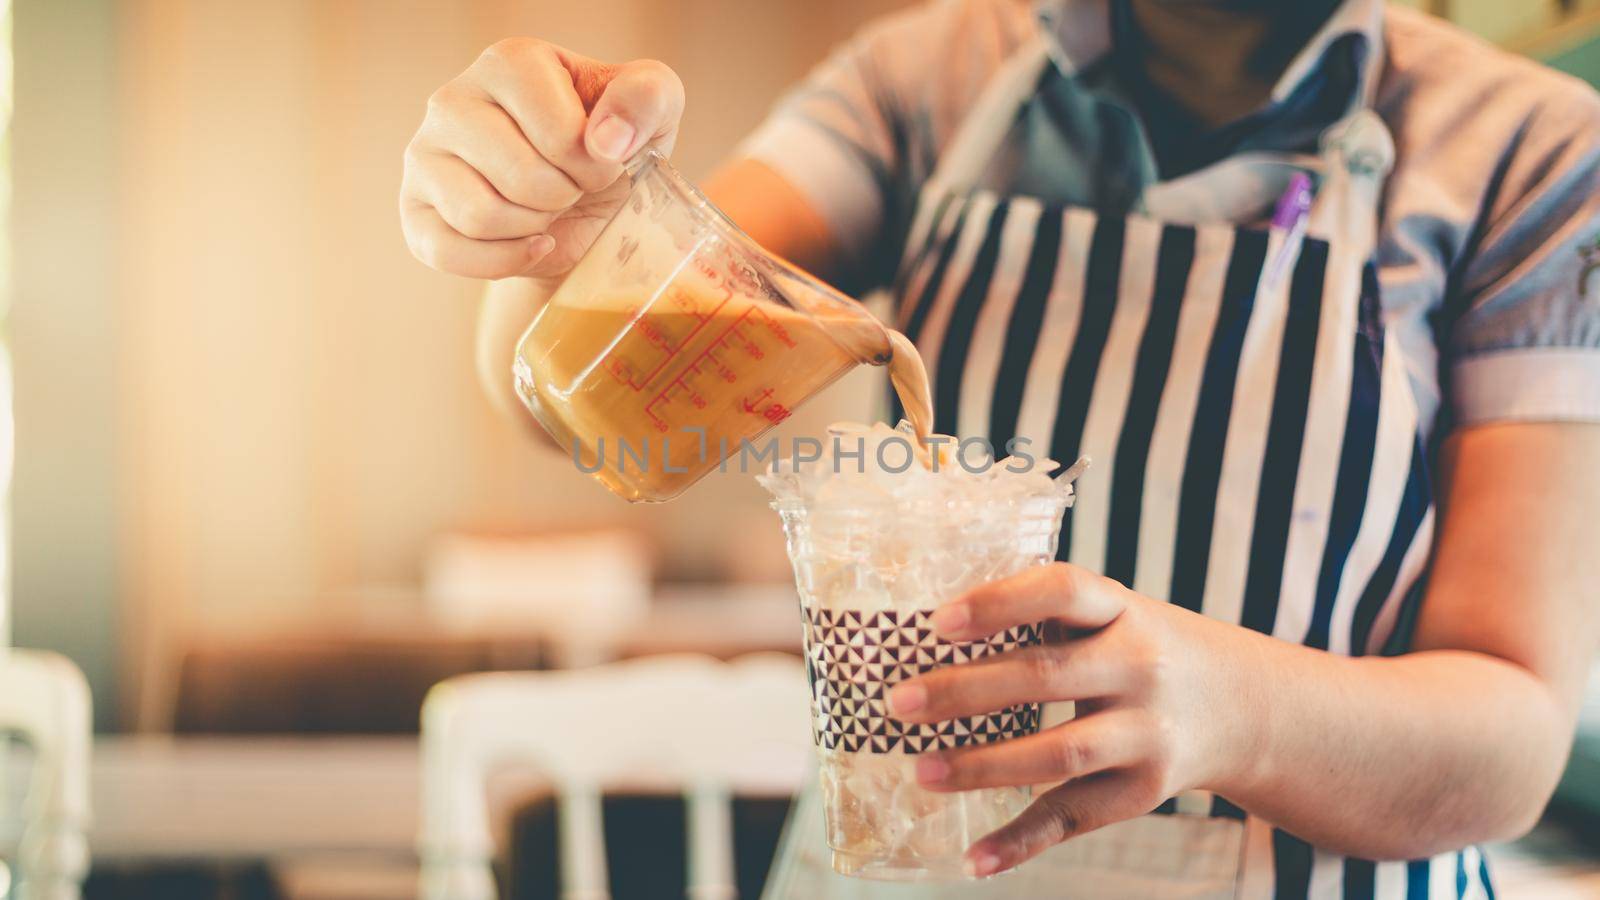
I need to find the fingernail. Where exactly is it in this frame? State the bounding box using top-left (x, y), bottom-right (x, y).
top-left (527, 234), bottom-right (555, 259)
top-left (965, 851), bottom-right (1003, 878)
top-left (930, 603), bottom-right (970, 636)
top-left (589, 116), bottom-right (636, 161)
top-left (914, 755), bottom-right (950, 785)
top-left (887, 682), bottom-right (926, 715)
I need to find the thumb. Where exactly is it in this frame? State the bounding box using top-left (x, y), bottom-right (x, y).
top-left (582, 59), bottom-right (685, 164)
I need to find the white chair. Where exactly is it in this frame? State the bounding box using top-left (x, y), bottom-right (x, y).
top-left (424, 530), bottom-right (654, 668)
top-left (0, 649), bottom-right (92, 900)
top-left (418, 653), bottom-right (810, 900)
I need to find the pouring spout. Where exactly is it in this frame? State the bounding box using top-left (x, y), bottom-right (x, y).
top-left (766, 270), bottom-right (894, 366)
top-left (822, 311), bottom-right (895, 367)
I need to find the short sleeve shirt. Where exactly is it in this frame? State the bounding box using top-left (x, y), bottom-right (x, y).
top-left (738, 0), bottom-right (1600, 438)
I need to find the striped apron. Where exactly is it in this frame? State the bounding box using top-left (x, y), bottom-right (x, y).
top-left (765, 32), bottom-right (1494, 900)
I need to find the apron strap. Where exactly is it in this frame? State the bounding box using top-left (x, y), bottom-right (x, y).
top-left (1313, 108), bottom-right (1395, 260)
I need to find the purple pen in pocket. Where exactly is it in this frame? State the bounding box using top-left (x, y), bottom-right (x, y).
top-left (1266, 172), bottom-right (1315, 289)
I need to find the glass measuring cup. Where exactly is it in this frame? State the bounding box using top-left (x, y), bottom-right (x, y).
top-left (512, 149), bottom-right (894, 502)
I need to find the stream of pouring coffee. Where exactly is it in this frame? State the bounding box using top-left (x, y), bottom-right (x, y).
top-left (822, 314), bottom-right (935, 467)
top-left (886, 330), bottom-right (935, 466)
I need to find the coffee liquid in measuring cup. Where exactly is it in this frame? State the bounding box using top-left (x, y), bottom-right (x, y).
top-left (511, 148), bottom-right (934, 502)
top-left (514, 260), bottom-right (933, 502)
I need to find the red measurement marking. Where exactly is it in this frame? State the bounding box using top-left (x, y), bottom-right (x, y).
top-left (607, 287), bottom-right (732, 392)
top-left (607, 357), bottom-right (635, 385)
top-left (644, 373), bottom-right (694, 433)
top-left (643, 304), bottom-right (764, 432)
top-left (646, 377), bottom-right (695, 432)
top-left (636, 317), bottom-right (677, 354)
top-left (749, 305), bottom-right (799, 349)
top-left (693, 257), bottom-right (728, 292)
top-left (741, 388), bottom-right (774, 414)
top-left (722, 323), bottom-right (765, 360)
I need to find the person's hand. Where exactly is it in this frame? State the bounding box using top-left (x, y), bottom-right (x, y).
top-left (400, 39), bottom-right (685, 281)
top-left (886, 563), bottom-right (1257, 877)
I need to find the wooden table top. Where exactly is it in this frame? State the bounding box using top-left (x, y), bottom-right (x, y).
top-left (58, 732), bottom-right (804, 863)
top-left (86, 735), bottom-right (423, 862)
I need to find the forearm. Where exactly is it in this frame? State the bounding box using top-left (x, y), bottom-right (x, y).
top-left (476, 276), bottom-right (558, 442)
top-left (702, 158), bottom-right (846, 285)
top-left (1218, 425), bottom-right (1600, 858)
top-left (1213, 624), bottom-right (1572, 858)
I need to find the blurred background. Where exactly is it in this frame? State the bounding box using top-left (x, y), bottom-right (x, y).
top-left (12, 0), bottom-right (917, 738)
top-left (6, 1), bottom-right (1600, 898)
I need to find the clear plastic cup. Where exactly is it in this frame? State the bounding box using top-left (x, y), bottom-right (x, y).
top-left (512, 149), bottom-right (894, 502)
top-left (769, 485), bottom-right (1073, 881)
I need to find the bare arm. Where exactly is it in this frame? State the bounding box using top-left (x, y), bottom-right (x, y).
top-left (895, 422), bottom-right (1600, 872)
top-left (476, 276), bottom-right (557, 439)
top-left (1218, 421), bottom-right (1599, 854)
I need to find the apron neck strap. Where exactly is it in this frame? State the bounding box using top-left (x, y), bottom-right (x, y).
top-left (927, 10), bottom-right (1395, 252)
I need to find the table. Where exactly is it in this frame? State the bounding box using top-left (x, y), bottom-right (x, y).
top-left (85, 736), bottom-right (421, 863)
top-left (44, 734), bottom-right (805, 899)
top-left (12, 736), bottom-right (1597, 898)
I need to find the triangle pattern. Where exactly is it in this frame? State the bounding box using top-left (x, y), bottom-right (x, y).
top-left (802, 606), bottom-right (1045, 753)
